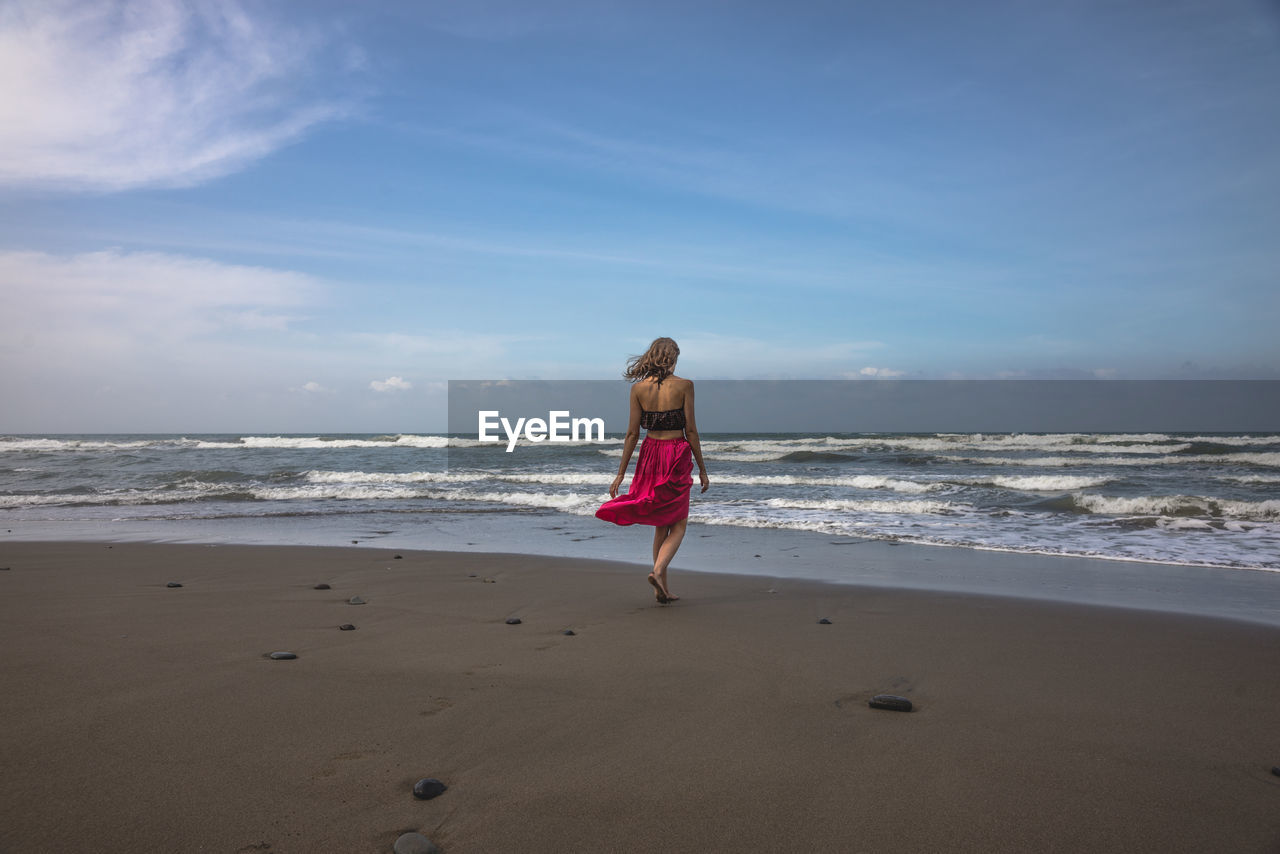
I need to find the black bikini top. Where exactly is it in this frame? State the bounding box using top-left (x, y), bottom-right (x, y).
top-left (640, 407), bottom-right (686, 431)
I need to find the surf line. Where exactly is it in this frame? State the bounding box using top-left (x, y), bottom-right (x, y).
top-left (477, 410), bottom-right (606, 452)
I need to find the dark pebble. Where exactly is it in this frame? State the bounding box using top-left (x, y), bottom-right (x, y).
top-left (166, 582), bottom-right (183, 588)
top-left (505, 617), bottom-right (522, 625)
top-left (351, 540), bottom-right (358, 544)
top-left (817, 618), bottom-right (831, 624)
top-left (314, 583), bottom-right (331, 590)
top-left (394, 554), bottom-right (403, 559)
top-left (869, 694), bottom-right (913, 712)
top-left (468, 573), bottom-right (477, 578)
top-left (412, 777), bottom-right (448, 800)
top-left (562, 629), bottom-right (576, 636)
top-left (393, 832), bottom-right (440, 854)
top-left (0, 567), bottom-right (10, 571)
top-left (269, 651), bottom-right (297, 660)
top-left (348, 596), bottom-right (366, 605)
top-left (1272, 766), bottom-right (1280, 778)
top-left (754, 554), bottom-right (761, 558)
top-left (339, 624), bottom-right (356, 631)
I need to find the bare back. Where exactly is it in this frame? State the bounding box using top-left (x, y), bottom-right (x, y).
top-left (634, 375), bottom-right (690, 412)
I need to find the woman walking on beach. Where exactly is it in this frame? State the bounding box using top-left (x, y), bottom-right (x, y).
top-left (596, 337), bottom-right (710, 603)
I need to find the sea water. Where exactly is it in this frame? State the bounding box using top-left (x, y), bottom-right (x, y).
top-left (2, 431), bottom-right (1277, 571)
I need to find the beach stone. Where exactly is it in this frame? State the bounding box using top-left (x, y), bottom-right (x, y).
top-left (754, 554), bottom-right (761, 558)
top-left (351, 540), bottom-right (358, 544)
top-left (166, 582), bottom-right (183, 588)
top-left (817, 618), bottom-right (831, 624)
top-left (412, 777), bottom-right (448, 800)
top-left (339, 624), bottom-right (356, 631)
top-left (869, 694), bottom-right (913, 712)
top-left (505, 617), bottom-right (522, 625)
top-left (0, 567), bottom-right (10, 571)
top-left (467, 573), bottom-right (477, 578)
top-left (348, 596), bottom-right (366, 605)
top-left (394, 554), bottom-right (403, 559)
top-left (314, 583), bottom-right (331, 590)
top-left (269, 651), bottom-right (297, 660)
top-left (1272, 766), bottom-right (1280, 777)
top-left (562, 629), bottom-right (576, 636)
top-left (393, 832), bottom-right (440, 854)
top-left (482, 577), bottom-right (496, 584)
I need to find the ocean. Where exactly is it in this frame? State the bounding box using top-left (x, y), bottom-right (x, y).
top-left (1, 431), bottom-right (1277, 573)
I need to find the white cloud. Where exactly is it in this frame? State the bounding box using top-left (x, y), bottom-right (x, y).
top-left (0, 0), bottom-right (352, 190)
top-left (301, 381), bottom-right (331, 393)
top-left (370, 376), bottom-right (412, 393)
top-left (674, 333), bottom-right (884, 377)
top-left (856, 366), bottom-right (906, 378)
top-left (0, 249), bottom-right (317, 352)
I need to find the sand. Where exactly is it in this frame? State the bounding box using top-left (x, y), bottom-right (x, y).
top-left (1, 541), bottom-right (1278, 853)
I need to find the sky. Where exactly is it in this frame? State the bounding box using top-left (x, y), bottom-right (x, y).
top-left (1, 0), bottom-right (1278, 432)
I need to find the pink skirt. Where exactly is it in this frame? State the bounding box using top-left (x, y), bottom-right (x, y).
top-left (596, 436), bottom-right (693, 527)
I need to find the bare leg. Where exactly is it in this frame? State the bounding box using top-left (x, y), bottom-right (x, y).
top-left (652, 525), bottom-right (670, 566)
top-left (648, 525), bottom-right (672, 602)
top-left (652, 517), bottom-right (687, 600)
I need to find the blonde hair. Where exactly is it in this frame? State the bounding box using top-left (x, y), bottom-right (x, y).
top-left (624, 337), bottom-right (680, 385)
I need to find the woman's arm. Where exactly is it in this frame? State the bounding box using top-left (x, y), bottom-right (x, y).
top-left (609, 385), bottom-right (643, 498)
top-left (683, 381), bottom-right (710, 493)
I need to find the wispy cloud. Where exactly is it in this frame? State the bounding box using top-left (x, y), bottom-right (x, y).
top-left (0, 0), bottom-right (355, 191)
top-left (675, 333), bottom-right (885, 378)
top-left (0, 248), bottom-right (318, 350)
top-left (370, 376), bottom-right (412, 393)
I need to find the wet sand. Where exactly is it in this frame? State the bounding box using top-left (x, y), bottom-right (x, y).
top-left (1, 541), bottom-right (1278, 853)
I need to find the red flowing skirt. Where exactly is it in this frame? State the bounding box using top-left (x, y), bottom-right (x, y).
top-left (596, 436), bottom-right (693, 527)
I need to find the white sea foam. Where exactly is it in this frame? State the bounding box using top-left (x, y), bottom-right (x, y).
top-left (1218, 474), bottom-right (1280, 484)
top-left (304, 470), bottom-right (475, 484)
top-left (715, 474), bottom-right (940, 493)
top-left (959, 475), bottom-right (1111, 491)
top-left (1070, 493), bottom-right (1280, 520)
top-left (940, 453), bottom-right (1280, 468)
top-left (763, 497), bottom-right (963, 515)
top-left (699, 434), bottom-right (1195, 456)
top-left (444, 489), bottom-right (602, 514)
top-left (0, 438), bottom-right (189, 452)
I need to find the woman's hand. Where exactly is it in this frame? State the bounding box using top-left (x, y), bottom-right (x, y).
top-left (609, 474), bottom-right (625, 498)
top-left (699, 470), bottom-right (710, 493)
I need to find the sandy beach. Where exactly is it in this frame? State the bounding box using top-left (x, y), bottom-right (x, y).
top-left (1, 541), bottom-right (1278, 853)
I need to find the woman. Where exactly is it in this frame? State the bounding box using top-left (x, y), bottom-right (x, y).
top-left (595, 337), bottom-right (710, 604)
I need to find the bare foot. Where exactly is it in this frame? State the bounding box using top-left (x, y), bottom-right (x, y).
top-left (647, 573), bottom-right (671, 604)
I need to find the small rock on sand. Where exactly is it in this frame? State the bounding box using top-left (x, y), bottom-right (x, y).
top-left (412, 777), bottom-right (447, 800)
top-left (562, 629), bottom-right (576, 636)
top-left (348, 596), bottom-right (366, 605)
top-left (339, 624), bottom-right (356, 631)
top-left (505, 617), bottom-right (522, 625)
top-left (817, 618), bottom-right (831, 624)
top-left (869, 694), bottom-right (913, 712)
top-left (482, 578), bottom-right (496, 584)
top-left (393, 831), bottom-right (440, 854)
top-left (1272, 766), bottom-right (1280, 778)
top-left (314, 583), bottom-right (331, 590)
top-left (166, 582), bottom-right (183, 588)
top-left (269, 652), bottom-right (297, 660)
top-left (394, 554), bottom-right (403, 559)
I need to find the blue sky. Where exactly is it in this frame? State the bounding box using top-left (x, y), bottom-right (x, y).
top-left (1, 0), bottom-right (1278, 431)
